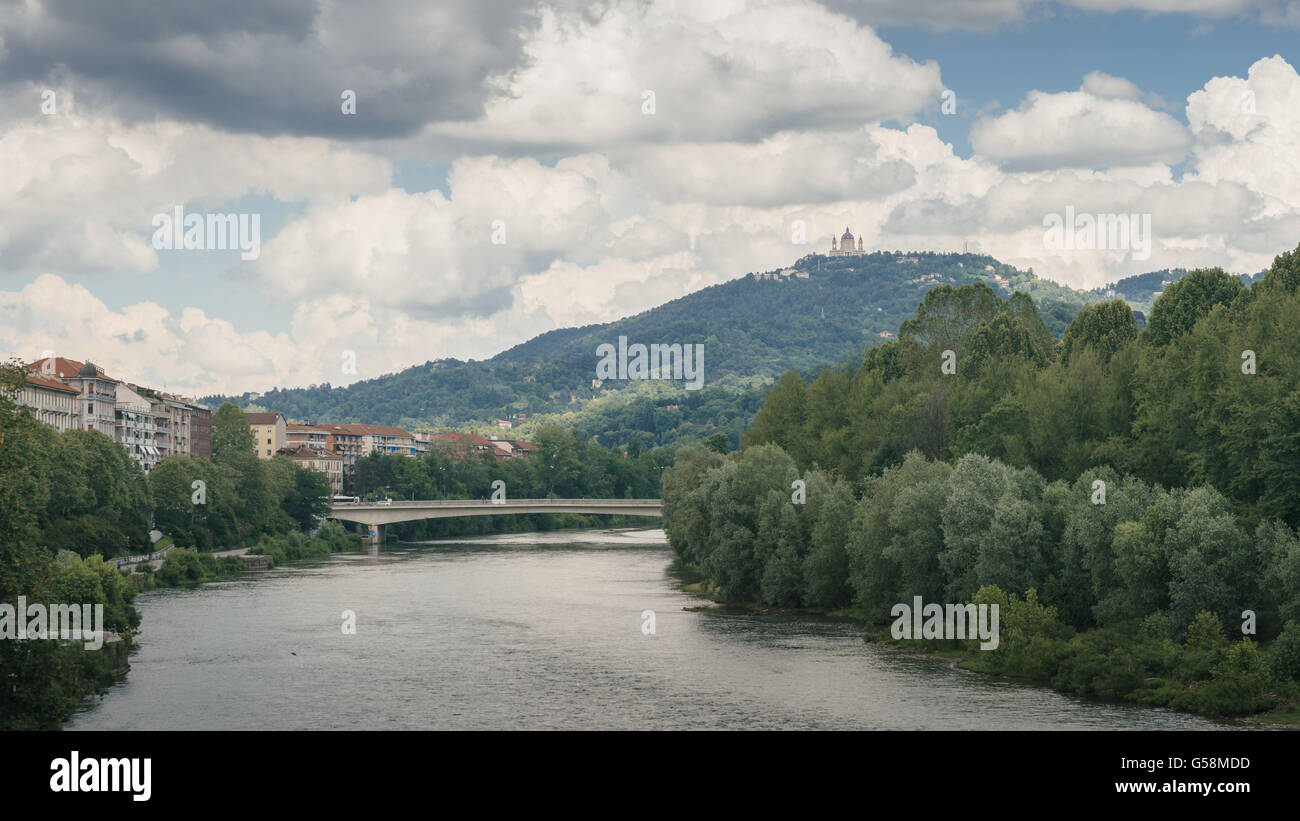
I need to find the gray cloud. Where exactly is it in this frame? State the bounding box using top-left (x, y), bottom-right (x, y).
top-left (0, 0), bottom-right (540, 138)
top-left (883, 198), bottom-right (987, 235)
top-left (823, 0), bottom-right (1295, 31)
top-left (820, 0), bottom-right (1035, 31)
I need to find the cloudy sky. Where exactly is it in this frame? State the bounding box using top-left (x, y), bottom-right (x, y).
top-left (2, 0), bottom-right (1298, 396)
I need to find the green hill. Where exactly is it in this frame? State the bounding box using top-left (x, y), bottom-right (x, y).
top-left (1091, 267), bottom-right (1267, 320)
top-left (201, 252), bottom-right (1176, 447)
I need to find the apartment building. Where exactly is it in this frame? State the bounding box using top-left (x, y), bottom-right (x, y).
top-left (352, 424), bottom-right (419, 456)
top-left (190, 405), bottom-right (212, 458)
top-left (246, 412), bottom-right (287, 459)
top-left (316, 424), bottom-right (364, 473)
top-left (488, 437), bottom-right (538, 460)
top-left (131, 385), bottom-right (210, 459)
top-left (286, 422), bottom-right (332, 450)
top-left (21, 355), bottom-right (212, 470)
top-left (279, 421), bottom-right (420, 490)
top-left (16, 374), bottom-right (80, 432)
top-left (38, 358), bottom-right (119, 437)
top-left (309, 423), bottom-right (420, 459)
top-left (277, 444), bottom-right (344, 495)
top-left (114, 383), bottom-right (166, 473)
top-left (430, 432), bottom-right (537, 461)
top-left (235, 416), bottom-right (438, 490)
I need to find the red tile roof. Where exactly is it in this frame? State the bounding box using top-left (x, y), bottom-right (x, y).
top-left (26, 357), bottom-right (118, 381)
top-left (286, 422), bottom-right (331, 432)
top-left (431, 432), bottom-right (495, 447)
top-left (328, 423), bottom-right (414, 437)
top-left (24, 374), bottom-right (79, 394)
top-left (245, 412), bottom-right (285, 425)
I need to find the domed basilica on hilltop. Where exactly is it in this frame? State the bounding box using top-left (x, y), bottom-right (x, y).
top-left (828, 226), bottom-right (865, 257)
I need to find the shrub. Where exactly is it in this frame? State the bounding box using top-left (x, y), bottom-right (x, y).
top-left (1266, 621), bottom-right (1300, 683)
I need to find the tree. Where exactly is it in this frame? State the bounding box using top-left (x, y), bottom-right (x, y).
top-left (756, 490), bottom-right (803, 605)
top-left (964, 292), bottom-right (1055, 375)
top-left (283, 468), bottom-right (331, 531)
top-left (0, 361), bottom-right (52, 608)
top-left (699, 445), bottom-right (799, 602)
top-left (211, 402), bottom-right (255, 459)
top-left (1165, 488), bottom-right (1252, 637)
top-left (939, 454), bottom-right (1008, 600)
top-left (975, 491), bottom-right (1047, 596)
top-left (846, 482), bottom-right (902, 617)
top-left (802, 473), bottom-right (856, 608)
top-left (899, 282), bottom-right (1002, 352)
top-left (703, 432), bottom-right (729, 454)
top-left (661, 444), bottom-right (724, 566)
top-left (0, 362), bottom-right (111, 729)
top-left (1267, 621), bottom-right (1300, 682)
top-left (1183, 610), bottom-right (1228, 650)
top-left (532, 425), bottom-right (581, 497)
top-left (1060, 299), bottom-right (1137, 365)
top-left (210, 404), bottom-right (271, 538)
top-left (1253, 241), bottom-right (1300, 297)
top-left (1143, 267), bottom-right (1244, 347)
top-left (881, 452), bottom-right (951, 603)
top-left (741, 371), bottom-right (807, 463)
top-left (1100, 520), bottom-right (1167, 626)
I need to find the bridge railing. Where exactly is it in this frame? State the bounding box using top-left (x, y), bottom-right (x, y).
top-left (116, 543), bottom-right (177, 566)
top-left (331, 498), bottom-right (661, 507)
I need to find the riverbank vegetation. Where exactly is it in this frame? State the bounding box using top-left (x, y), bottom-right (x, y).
top-left (136, 519), bottom-right (365, 587)
top-left (0, 367), bottom-right (346, 728)
top-left (0, 364), bottom-right (144, 728)
top-left (663, 244), bottom-right (1300, 718)
top-left (249, 520), bottom-right (363, 566)
top-left (149, 549), bottom-right (246, 587)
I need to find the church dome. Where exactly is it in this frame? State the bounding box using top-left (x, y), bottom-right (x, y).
top-left (841, 227), bottom-right (854, 243)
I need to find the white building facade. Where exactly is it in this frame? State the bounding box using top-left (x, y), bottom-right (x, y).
top-left (115, 384), bottom-right (166, 473)
top-left (15, 375), bottom-right (81, 433)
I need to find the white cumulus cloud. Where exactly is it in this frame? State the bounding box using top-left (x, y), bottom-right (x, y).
top-left (971, 77), bottom-right (1191, 171)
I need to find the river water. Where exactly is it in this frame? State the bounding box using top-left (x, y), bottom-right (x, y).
top-left (69, 529), bottom-right (1222, 730)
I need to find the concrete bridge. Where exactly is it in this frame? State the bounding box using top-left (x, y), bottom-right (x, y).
top-left (328, 498), bottom-right (663, 545)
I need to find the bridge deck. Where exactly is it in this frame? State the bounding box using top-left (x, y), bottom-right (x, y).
top-left (332, 498), bottom-right (661, 508)
top-left (327, 498), bottom-right (663, 531)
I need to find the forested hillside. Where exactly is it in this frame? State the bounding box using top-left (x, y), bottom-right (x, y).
top-left (738, 257), bottom-right (1299, 519)
top-left (204, 253), bottom-right (1090, 436)
top-left (1092, 267), bottom-right (1264, 315)
top-left (204, 251), bottom-right (1260, 449)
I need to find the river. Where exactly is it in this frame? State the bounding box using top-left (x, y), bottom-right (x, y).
top-left (69, 528), bottom-right (1223, 730)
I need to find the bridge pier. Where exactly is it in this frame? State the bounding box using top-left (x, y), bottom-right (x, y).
top-left (363, 523), bottom-right (386, 547)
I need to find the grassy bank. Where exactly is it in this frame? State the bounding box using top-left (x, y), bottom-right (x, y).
top-left (134, 520), bottom-right (365, 590)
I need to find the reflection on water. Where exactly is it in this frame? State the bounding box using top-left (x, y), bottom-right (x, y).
top-left (69, 529), bottom-right (1222, 730)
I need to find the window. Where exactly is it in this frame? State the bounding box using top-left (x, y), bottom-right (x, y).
top-left (88, 403), bottom-right (93, 413)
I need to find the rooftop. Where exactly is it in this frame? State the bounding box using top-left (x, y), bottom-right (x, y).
top-left (26, 356), bottom-right (119, 382)
top-left (277, 444), bottom-right (341, 460)
top-left (244, 412), bottom-right (285, 425)
top-left (24, 374), bottom-right (79, 394)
